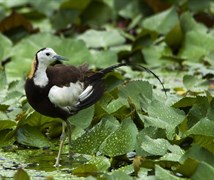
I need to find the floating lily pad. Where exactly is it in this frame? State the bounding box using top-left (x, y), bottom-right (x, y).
top-left (100, 118), bottom-right (138, 157)
top-left (16, 125), bottom-right (52, 148)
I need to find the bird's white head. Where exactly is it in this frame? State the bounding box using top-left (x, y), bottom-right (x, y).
top-left (36, 48), bottom-right (67, 66)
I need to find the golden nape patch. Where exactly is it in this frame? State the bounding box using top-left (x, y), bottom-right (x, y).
top-left (28, 59), bottom-right (36, 79)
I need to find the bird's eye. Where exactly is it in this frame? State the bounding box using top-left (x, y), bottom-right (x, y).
top-left (46, 53), bottom-right (50, 56)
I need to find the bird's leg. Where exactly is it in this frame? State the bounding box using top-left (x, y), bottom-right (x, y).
top-left (54, 121), bottom-right (66, 167)
top-left (65, 119), bottom-right (73, 158)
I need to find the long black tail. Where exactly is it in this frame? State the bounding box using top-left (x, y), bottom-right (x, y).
top-left (77, 63), bottom-right (166, 111)
top-left (99, 63), bottom-right (166, 95)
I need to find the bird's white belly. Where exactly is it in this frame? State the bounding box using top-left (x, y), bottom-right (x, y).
top-left (48, 82), bottom-right (84, 111)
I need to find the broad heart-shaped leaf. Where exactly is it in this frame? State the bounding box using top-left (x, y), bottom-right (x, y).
top-left (89, 50), bottom-right (118, 68)
top-left (144, 100), bottom-right (185, 140)
top-left (183, 75), bottom-right (208, 91)
top-left (99, 118), bottom-right (138, 157)
top-left (160, 144), bottom-right (184, 162)
top-left (141, 6), bottom-right (179, 34)
top-left (81, 1), bottom-right (112, 26)
top-left (87, 156), bottom-right (111, 172)
top-left (31, 0), bottom-right (61, 17)
top-left (180, 12), bottom-right (207, 33)
top-left (71, 116), bottom-right (119, 154)
top-left (0, 70), bottom-right (7, 91)
top-left (73, 164), bottom-right (98, 177)
top-left (137, 134), bottom-right (170, 156)
top-left (191, 162), bottom-right (214, 180)
top-left (5, 33), bottom-right (92, 81)
top-left (69, 105), bottom-right (94, 129)
top-left (0, 129), bottom-right (16, 147)
top-left (135, 127), bottom-right (183, 159)
top-left (187, 118), bottom-right (214, 137)
top-left (115, 0), bottom-right (141, 19)
top-left (16, 125), bottom-right (52, 148)
top-left (0, 120), bottom-right (16, 131)
top-left (18, 110), bottom-right (61, 128)
top-left (14, 168), bottom-right (30, 180)
top-left (172, 97), bottom-right (196, 108)
top-left (0, 33), bottom-right (13, 61)
top-left (105, 97), bottom-right (129, 114)
top-left (155, 165), bottom-right (180, 180)
top-left (187, 96), bottom-right (210, 128)
top-left (142, 42), bottom-right (168, 66)
top-left (119, 80), bottom-right (153, 111)
top-left (192, 118), bottom-right (214, 152)
top-left (77, 29), bottom-right (125, 48)
top-left (136, 127), bottom-right (184, 159)
top-left (179, 30), bottom-right (214, 61)
top-left (105, 171), bottom-right (132, 180)
top-left (177, 145), bottom-right (214, 177)
top-left (187, 0), bottom-right (211, 13)
top-left (180, 144), bottom-right (214, 167)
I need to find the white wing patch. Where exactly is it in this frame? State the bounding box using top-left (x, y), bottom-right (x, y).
top-left (48, 81), bottom-right (83, 112)
top-left (48, 82), bottom-right (94, 113)
top-left (79, 85), bottom-right (93, 101)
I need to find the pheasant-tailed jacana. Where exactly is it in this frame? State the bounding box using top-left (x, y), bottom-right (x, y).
top-left (25, 48), bottom-right (165, 166)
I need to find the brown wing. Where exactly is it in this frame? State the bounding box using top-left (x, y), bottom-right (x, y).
top-left (46, 63), bottom-right (90, 86)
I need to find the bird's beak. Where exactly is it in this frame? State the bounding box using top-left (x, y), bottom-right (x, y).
top-left (53, 55), bottom-right (68, 61)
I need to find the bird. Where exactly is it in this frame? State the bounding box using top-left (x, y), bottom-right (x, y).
top-left (25, 47), bottom-right (165, 167)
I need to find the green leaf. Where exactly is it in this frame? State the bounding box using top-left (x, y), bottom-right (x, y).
top-left (81, 1), bottom-right (112, 26)
top-left (106, 97), bottom-right (128, 114)
top-left (183, 75), bottom-right (199, 89)
top-left (145, 100), bottom-right (185, 139)
top-left (89, 50), bottom-right (118, 68)
top-left (77, 29), bottom-right (125, 48)
top-left (160, 144), bottom-right (184, 162)
top-left (180, 145), bottom-right (214, 167)
top-left (191, 162), bottom-right (214, 180)
top-left (155, 165), bottom-right (180, 180)
top-left (187, 118), bottom-right (214, 137)
top-left (69, 105), bottom-right (94, 129)
top-left (16, 125), bottom-right (52, 148)
top-left (119, 80), bottom-right (153, 111)
top-left (87, 156), bottom-right (111, 172)
top-left (188, 96), bottom-right (209, 128)
top-left (136, 127), bottom-right (184, 159)
top-left (14, 168), bottom-right (30, 180)
top-left (180, 12), bottom-right (207, 33)
top-left (0, 33), bottom-right (13, 61)
top-left (193, 135), bottom-right (214, 154)
top-left (0, 129), bottom-right (16, 148)
top-left (138, 135), bottom-right (170, 156)
top-left (73, 164), bottom-right (98, 177)
top-left (0, 70), bottom-right (7, 91)
top-left (31, 0), bottom-right (60, 17)
top-left (0, 120), bottom-right (16, 131)
top-left (116, 0), bottom-right (140, 19)
top-left (172, 97), bottom-right (196, 108)
top-left (183, 75), bottom-right (208, 91)
top-left (105, 171), bottom-right (132, 180)
top-left (18, 111), bottom-right (61, 128)
top-left (51, 9), bottom-right (80, 30)
top-left (142, 7), bottom-right (179, 34)
top-left (179, 31), bottom-right (214, 61)
top-left (99, 118), bottom-right (138, 157)
top-left (142, 42), bottom-right (168, 66)
top-left (71, 116), bottom-right (119, 154)
top-left (187, 0), bottom-right (212, 12)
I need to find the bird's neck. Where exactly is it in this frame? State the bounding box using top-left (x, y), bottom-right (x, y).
top-left (33, 62), bottom-right (49, 87)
